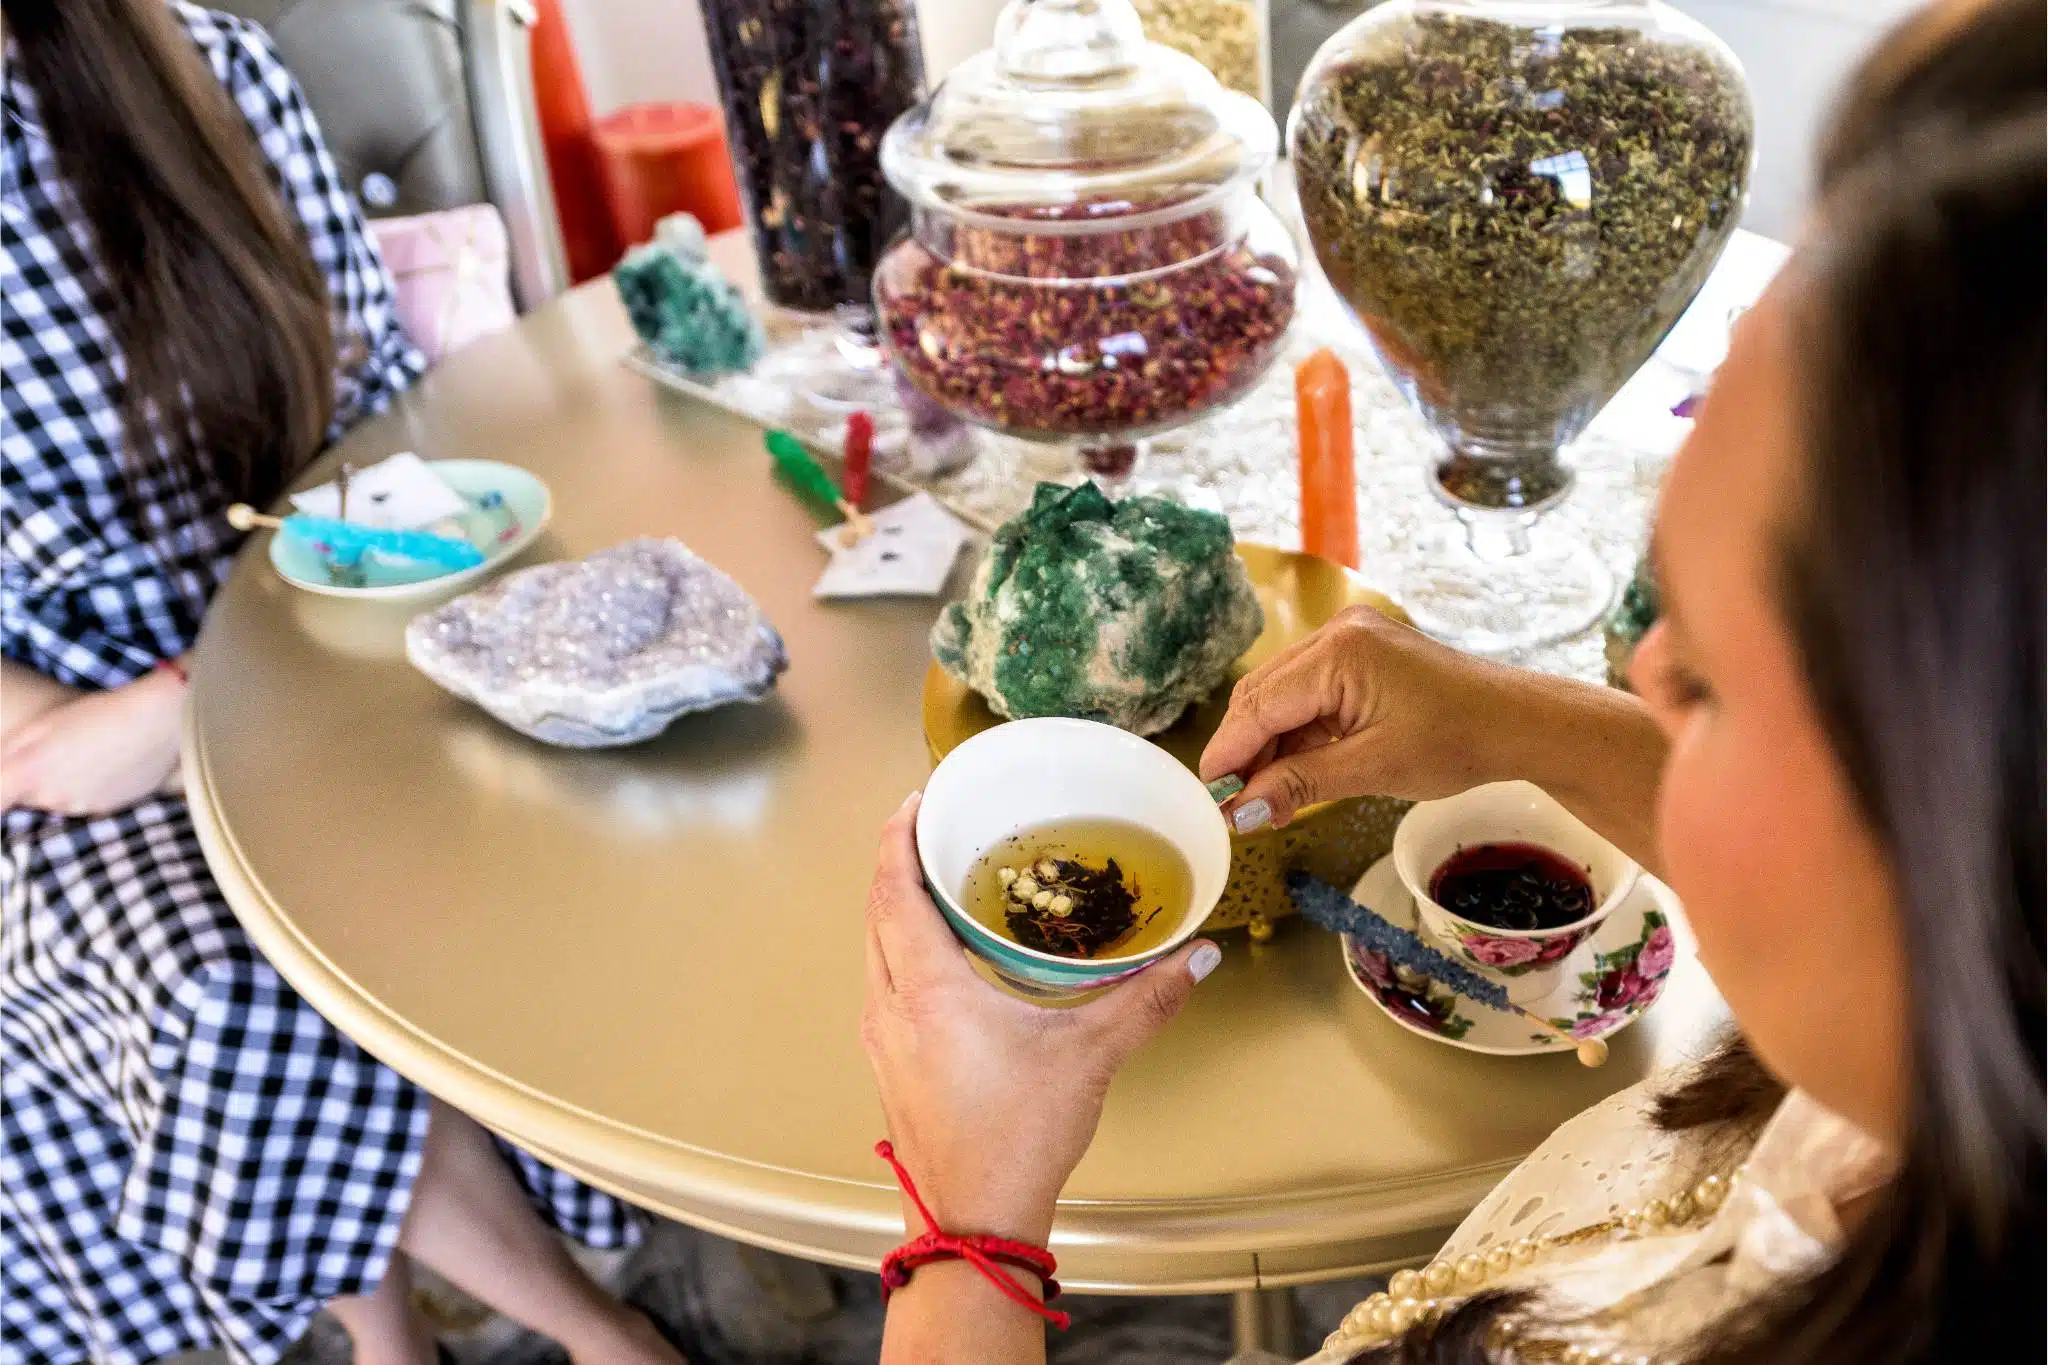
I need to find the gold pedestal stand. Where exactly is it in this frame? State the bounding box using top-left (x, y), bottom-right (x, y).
top-left (922, 544), bottom-right (1412, 939)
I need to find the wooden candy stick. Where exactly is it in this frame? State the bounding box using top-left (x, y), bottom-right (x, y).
top-left (1513, 1002), bottom-right (1611, 1068)
top-left (1296, 349), bottom-right (1360, 570)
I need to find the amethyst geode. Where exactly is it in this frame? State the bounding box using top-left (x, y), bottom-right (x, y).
top-left (407, 539), bottom-right (787, 747)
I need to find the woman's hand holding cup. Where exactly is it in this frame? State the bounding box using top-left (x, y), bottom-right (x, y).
top-left (861, 793), bottom-right (1220, 1245)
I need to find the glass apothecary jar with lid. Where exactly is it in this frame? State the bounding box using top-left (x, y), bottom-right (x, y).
top-left (1291, 0), bottom-right (1752, 650)
top-left (874, 0), bottom-right (1299, 483)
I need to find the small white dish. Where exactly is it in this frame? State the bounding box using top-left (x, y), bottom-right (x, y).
top-left (916, 717), bottom-right (1232, 997)
top-left (1341, 854), bottom-right (1680, 1057)
top-left (266, 459), bottom-right (550, 601)
top-left (1394, 780), bottom-right (1641, 1005)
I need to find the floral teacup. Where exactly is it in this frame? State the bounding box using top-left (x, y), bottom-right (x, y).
top-left (1392, 781), bottom-right (1641, 1005)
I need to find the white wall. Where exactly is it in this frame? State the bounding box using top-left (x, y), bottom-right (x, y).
top-left (561, 0), bottom-right (1926, 240)
top-left (558, 0), bottom-right (1004, 118)
top-left (1673, 0), bottom-right (1922, 238)
top-left (560, 0), bottom-right (718, 117)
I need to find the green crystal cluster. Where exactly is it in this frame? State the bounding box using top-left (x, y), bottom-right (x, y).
top-left (933, 483), bottom-right (1264, 736)
top-left (613, 213), bottom-right (765, 377)
top-left (1603, 552), bottom-right (1662, 688)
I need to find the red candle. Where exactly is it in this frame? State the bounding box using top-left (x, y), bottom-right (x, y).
top-left (1296, 348), bottom-right (1358, 568)
top-left (844, 410), bottom-right (875, 506)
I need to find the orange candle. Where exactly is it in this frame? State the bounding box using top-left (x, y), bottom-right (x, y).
top-left (1296, 348), bottom-right (1359, 569)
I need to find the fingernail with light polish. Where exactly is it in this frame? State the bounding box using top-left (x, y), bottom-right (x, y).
top-left (1232, 798), bottom-right (1272, 834)
top-left (1189, 942), bottom-right (1223, 982)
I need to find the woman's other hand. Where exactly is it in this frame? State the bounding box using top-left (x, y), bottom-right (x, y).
top-left (1202, 608), bottom-right (1670, 871)
top-left (1201, 607), bottom-right (1535, 831)
top-left (1, 668), bottom-right (186, 816)
top-left (861, 793), bottom-right (1220, 1246)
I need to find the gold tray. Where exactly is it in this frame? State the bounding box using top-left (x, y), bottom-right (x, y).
top-left (922, 544), bottom-right (1413, 935)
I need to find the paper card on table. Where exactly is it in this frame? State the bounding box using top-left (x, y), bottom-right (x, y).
top-left (291, 452), bottom-right (470, 529)
top-left (813, 493), bottom-right (971, 600)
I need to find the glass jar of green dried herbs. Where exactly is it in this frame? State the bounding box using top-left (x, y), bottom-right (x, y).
top-left (1290, 0), bottom-right (1751, 651)
top-left (1132, 0), bottom-right (1268, 103)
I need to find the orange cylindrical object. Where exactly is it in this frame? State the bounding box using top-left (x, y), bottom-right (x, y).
top-left (1296, 348), bottom-right (1359, 569)
top-left (530, 0), bottom-right (619, 283)
top-left (593, 103), bottom-right (746, 256)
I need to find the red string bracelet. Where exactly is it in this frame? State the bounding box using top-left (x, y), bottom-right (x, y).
top-left (153, 658), bottom-right (188, 685)
top-left (874, 1140), bottom-right (1071, 1330)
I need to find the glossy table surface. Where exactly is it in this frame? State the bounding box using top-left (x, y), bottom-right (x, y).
top-left (186, 240), bottom-right (1734, 1293)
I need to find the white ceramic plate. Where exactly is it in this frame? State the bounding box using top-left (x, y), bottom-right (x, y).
top-left (1339, 854), bottom-right (1681, 1057)
top-left (266, 459), bottom-right (550, 601)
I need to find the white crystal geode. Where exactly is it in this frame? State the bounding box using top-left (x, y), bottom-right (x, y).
top-left (406, 538), bottom-right (788, 747)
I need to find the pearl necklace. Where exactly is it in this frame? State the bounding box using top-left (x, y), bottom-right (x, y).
top-left (1324, 1169), bottom-right (1739, 1363)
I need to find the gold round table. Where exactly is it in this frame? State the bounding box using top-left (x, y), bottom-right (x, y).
top-left (184, 252), bottom-right (1731, 1304)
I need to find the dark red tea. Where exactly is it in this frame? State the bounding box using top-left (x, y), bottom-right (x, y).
top-left (1430, 842), bottom-right (1595, 931)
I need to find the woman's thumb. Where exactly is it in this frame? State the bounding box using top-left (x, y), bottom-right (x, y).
top-left (1081, 939), bottom-right (1220, 1061)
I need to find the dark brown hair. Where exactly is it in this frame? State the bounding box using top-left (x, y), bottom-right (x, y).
top-left (1353, 2), bottom-right (2045, 1361)
top-left (8, 0), bottom-right (335, 555)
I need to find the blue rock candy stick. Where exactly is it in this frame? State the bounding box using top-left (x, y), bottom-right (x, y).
top-left (1287, 872), bottom-right (1513, 1013)
top-left (280, 514), bottom-right (485, 570)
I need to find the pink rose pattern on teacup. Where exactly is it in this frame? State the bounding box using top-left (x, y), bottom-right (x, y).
top-left (1455, 923), bottom-right (1592, 976)
top-left (1544, 911), bottom-right (1676, 1040)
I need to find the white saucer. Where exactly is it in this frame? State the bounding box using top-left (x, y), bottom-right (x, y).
top-left (1340, 854), bottom-right (1682, 1057)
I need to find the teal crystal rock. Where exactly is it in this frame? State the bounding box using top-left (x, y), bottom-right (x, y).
top-left (933, 483), bottom-right (1264, 736)
top-left (613, 212), bottom-right (765, 377)
top-left (1603, 552), bottom-right (1661, 689)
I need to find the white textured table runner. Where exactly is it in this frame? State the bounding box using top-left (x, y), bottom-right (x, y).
top-left (628, 225), bottom-right (1787, 682)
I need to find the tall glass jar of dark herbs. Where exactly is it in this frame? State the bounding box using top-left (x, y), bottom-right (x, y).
top-left (1290, 1), bottom-right (1751, 652)
top-left (699, 0), bottom-right (925, 314)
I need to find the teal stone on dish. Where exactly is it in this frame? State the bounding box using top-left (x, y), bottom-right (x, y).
top-left (613, 212), bottom-right (765, 377)
top-left (266, 459), bottom-right (550, 601)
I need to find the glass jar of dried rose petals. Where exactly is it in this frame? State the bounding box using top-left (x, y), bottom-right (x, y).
top-left (873, 0), bottom-right (1297, 482)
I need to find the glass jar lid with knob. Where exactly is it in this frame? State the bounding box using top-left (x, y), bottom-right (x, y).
top-left (876, 0), bottom-right (1300, 482)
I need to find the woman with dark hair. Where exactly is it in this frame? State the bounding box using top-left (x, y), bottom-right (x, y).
top-left (857, 1), bottom-right (2044, 1361)
top-left (0, 4), bottom-right (687, 1363)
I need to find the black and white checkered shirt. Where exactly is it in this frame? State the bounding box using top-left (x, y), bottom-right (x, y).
top-left (1, 3), bottom-right (424, 686)
top-left (1, 10), bottom-right (637, 1363)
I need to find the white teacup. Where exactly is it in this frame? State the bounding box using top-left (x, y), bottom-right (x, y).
top-left (1393, 781), bottom-right (1641, 1005)
top-left (917, 717), bottom-right (1232, 997)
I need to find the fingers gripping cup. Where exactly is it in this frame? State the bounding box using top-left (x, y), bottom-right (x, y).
top-left (1394, 781), bottom-right (1641, 1005)
top-left (916, 718), bottom-right (1232, 997)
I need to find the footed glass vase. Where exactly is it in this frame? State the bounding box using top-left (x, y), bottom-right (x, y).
top-left (1291, 0), bottom-right (1752, 651)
